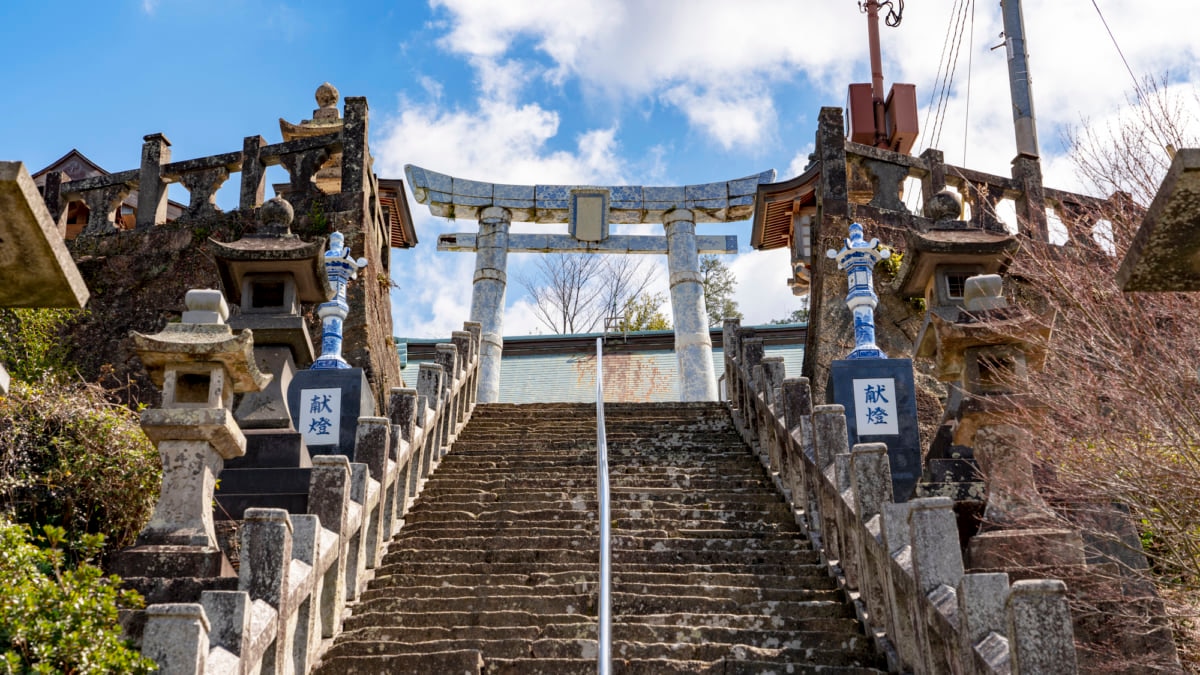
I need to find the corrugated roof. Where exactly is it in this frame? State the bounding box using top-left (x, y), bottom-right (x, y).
top-left (400, 339), bottom-right (805, 404)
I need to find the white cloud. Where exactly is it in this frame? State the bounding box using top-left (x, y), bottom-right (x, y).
top-left (142, 0), bottom-right (158, 13)
top-left (661, 85), bottom-right (776, 151)
top-left (729, 248), bottom-right (800, 325)
top-left (427, 0), bottom-right (866, 148)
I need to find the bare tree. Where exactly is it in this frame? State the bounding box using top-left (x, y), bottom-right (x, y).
top-left (518, 254), bottom-right (662, 334)
top-left (1007, 73), bottom-right (1200, 670)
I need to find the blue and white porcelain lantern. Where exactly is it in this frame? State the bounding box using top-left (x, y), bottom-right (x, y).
top-left (826, 222), bottom-right (892, 360)
top-left (311, 231), bottom-right (368, 370)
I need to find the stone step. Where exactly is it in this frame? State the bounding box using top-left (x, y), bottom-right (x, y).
top-left (381, 546), bottom-right (821, 567)
top-left (372, 560), bottom-right (828, 581)
top-left (393, 520), bottom-right (804, 540)
top-left (482, 657), bottom-right (885, 675)
top-left (313, 649), bottom-right (483, 675)
top-left (385, 535), bottom-right (808, 554)
top-left (349, 591), bottom-right (850, 623)
top-left (323, 637), bottom-right (881, 668)
top-left (414, 490), bottom-right (783, 506)
top-left (358, 581), bottom-right (842, 607)
top-left (341, 609), bottom-right (591, 632)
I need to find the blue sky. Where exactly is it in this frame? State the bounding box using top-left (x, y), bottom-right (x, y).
top-left (2, 1), bottom-right (1197, 338)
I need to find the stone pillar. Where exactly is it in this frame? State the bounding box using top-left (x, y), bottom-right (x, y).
top-left (136, 133), bottom-right (171, 230)
top-left (663, 208), bottom-right (717, 401)
top-left (469, 207), bottom-right (511, 403)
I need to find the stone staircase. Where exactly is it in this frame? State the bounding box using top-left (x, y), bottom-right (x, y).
top-left (314, 402), bottom-right (886, 674)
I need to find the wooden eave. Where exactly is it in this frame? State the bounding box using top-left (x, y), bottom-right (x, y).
top-left (750, 164), bottom-right (819, 251)
top-left (379, 178), bottom-right (418, 249)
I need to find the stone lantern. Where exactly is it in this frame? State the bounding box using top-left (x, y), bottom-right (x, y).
top-left (915, 274), bottom-right (1084, 570)
top-left (114, 288), bottom-right (270, 578)
top-left (208, 196), bottom-right (333, 517)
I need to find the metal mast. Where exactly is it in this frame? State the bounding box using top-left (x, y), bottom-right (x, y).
top-left (1000, 0), bottom-right (1040, 159)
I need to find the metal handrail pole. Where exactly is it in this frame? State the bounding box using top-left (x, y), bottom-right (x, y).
top-left (595, 337), bottom-right (612, 675)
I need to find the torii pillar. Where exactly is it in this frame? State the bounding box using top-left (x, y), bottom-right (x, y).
top-left (664, 208), bottom-right (717, 400)
top-left (469, 206), bottom-right (511, 403)
top-left (406, 166), bottom-right (776, 403)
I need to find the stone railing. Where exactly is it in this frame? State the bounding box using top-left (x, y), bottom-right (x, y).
top-left (41, 98), bottom-right (374, 237)
top-left (723, 319), bottom-right (1078, 674)
top-left (810, 106), bottom-right (1137, 249)
top-left (139, 322), bottom-right (481, 674)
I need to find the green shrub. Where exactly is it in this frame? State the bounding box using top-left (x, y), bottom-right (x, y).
top-left (0, 381), bottom-right (159, 557)
top-left (0, 520), bottom-right (154, 673)
top-left (0, 309), bottom-right (81, 384)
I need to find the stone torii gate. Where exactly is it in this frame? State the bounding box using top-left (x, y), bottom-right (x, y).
top-left (405, 166), bottom-right (775, 403)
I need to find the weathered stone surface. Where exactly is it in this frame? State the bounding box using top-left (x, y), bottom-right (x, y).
top-left (0, 161), bottom-right (89, 308)
top-left (1118, 148), bottom-right (1200, 291)
top-left (141, 604), bottom-right (210, 675)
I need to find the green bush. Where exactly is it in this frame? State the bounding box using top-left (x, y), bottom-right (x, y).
top-left (0, 381), bottom-right (159, 557)
top-left (0, 309), bottom-right (80, 384)
top-left (0, 520), bottom-right (154, 674)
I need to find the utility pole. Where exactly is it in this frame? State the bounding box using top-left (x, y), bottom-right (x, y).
top-left (1001, 0), bottom-right (1040, 159)
top-left (864, 0), bottom-right (889, 148)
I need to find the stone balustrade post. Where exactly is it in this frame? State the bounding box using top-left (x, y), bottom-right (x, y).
top-left (41, 170), bottom-right (66, 231)
top-left (881, 500), bottom-right (920, 672)
top-left (308, 455), bottom-right (350, 637)
top-left (1008, 579), bottom-right (1078, 674)
top-left (353, 417), bottom-right (391, 567)
top-left (761, 357), bottom-right (787, 478)
top-left (388, 388), bottom-right (419, 512)
top-left (919, 148), bottom-right (947, 205)
top-left (346, 463), bottom-right (371, 600)
top-left (469, 207), bottom-right (511, 403)
top-left (239, 136), bottom-right (267, 211)
top-left (289, 515), bottom-right (322, 673)
top-left (136, 133), bottom-right (171, 230)
top-left (722, 319), bottom-right (741, 404)
top-left (781, 377), bottom-right (814, 525)
top-left (909, 497), bottom-right (966, 673)
top-left (240, 507), bottom-right (294, 672)
top-left (435, 343), bottom-right (459, 451)
top-left (663, 208), bottom-right (717, 401)
top-left (199, 591), bottom-right (251, 665)
top-left (463, 321), bottom-right (482, 408)
top-left (142, 604), bottom-right (210, 675)
top-left (812, 405), bottom-right (848, 544)
top-left (451, 330), bottom-right (474, 426)
top-left (850, 443), bottom-right (892, 522)
top-left (850, 443), bottom-right (894, 648)
top-left (957, 572), bottom-right (1011, 673)
top-left (416, 363), bottom-right (444, 477)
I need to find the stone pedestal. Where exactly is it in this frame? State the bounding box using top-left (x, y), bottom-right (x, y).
top-left (288, 368), bottom-right (375, 457)
top-left (829, 358), bottom-right (921, 501)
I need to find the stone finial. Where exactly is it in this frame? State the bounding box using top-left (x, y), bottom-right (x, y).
top-left (315, 82), bottom-right (340, 116)
top-left (259, 196), bottom-right (295, 236)
top-left (924, 189), bottom-right (962, 221)
top-left (963, 274), bottom-right (1007, 312)
top-left (181, 289), bottom-right (230, 325)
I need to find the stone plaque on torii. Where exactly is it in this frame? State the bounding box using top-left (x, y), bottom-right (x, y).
top-left (405, 165), bottom-right (776, 402)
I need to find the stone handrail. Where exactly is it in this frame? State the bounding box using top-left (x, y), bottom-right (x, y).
top-left (722, 318), bottom-right (1079, 674)
top-left (139, 321), bottom-right (482, 674)
top-left (44, 98), bottom-right (371, 235)
top-left (837, 125), bottom-right (1139, 246)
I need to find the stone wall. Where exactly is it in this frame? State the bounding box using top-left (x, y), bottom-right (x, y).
top-left (50, 97), bottom-right (402, 410)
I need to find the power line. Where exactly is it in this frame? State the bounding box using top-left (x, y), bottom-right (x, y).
top-left (1089, 0), bottom-right (1149, 105)
top-left (962, 0), bottom-right (975, 165)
